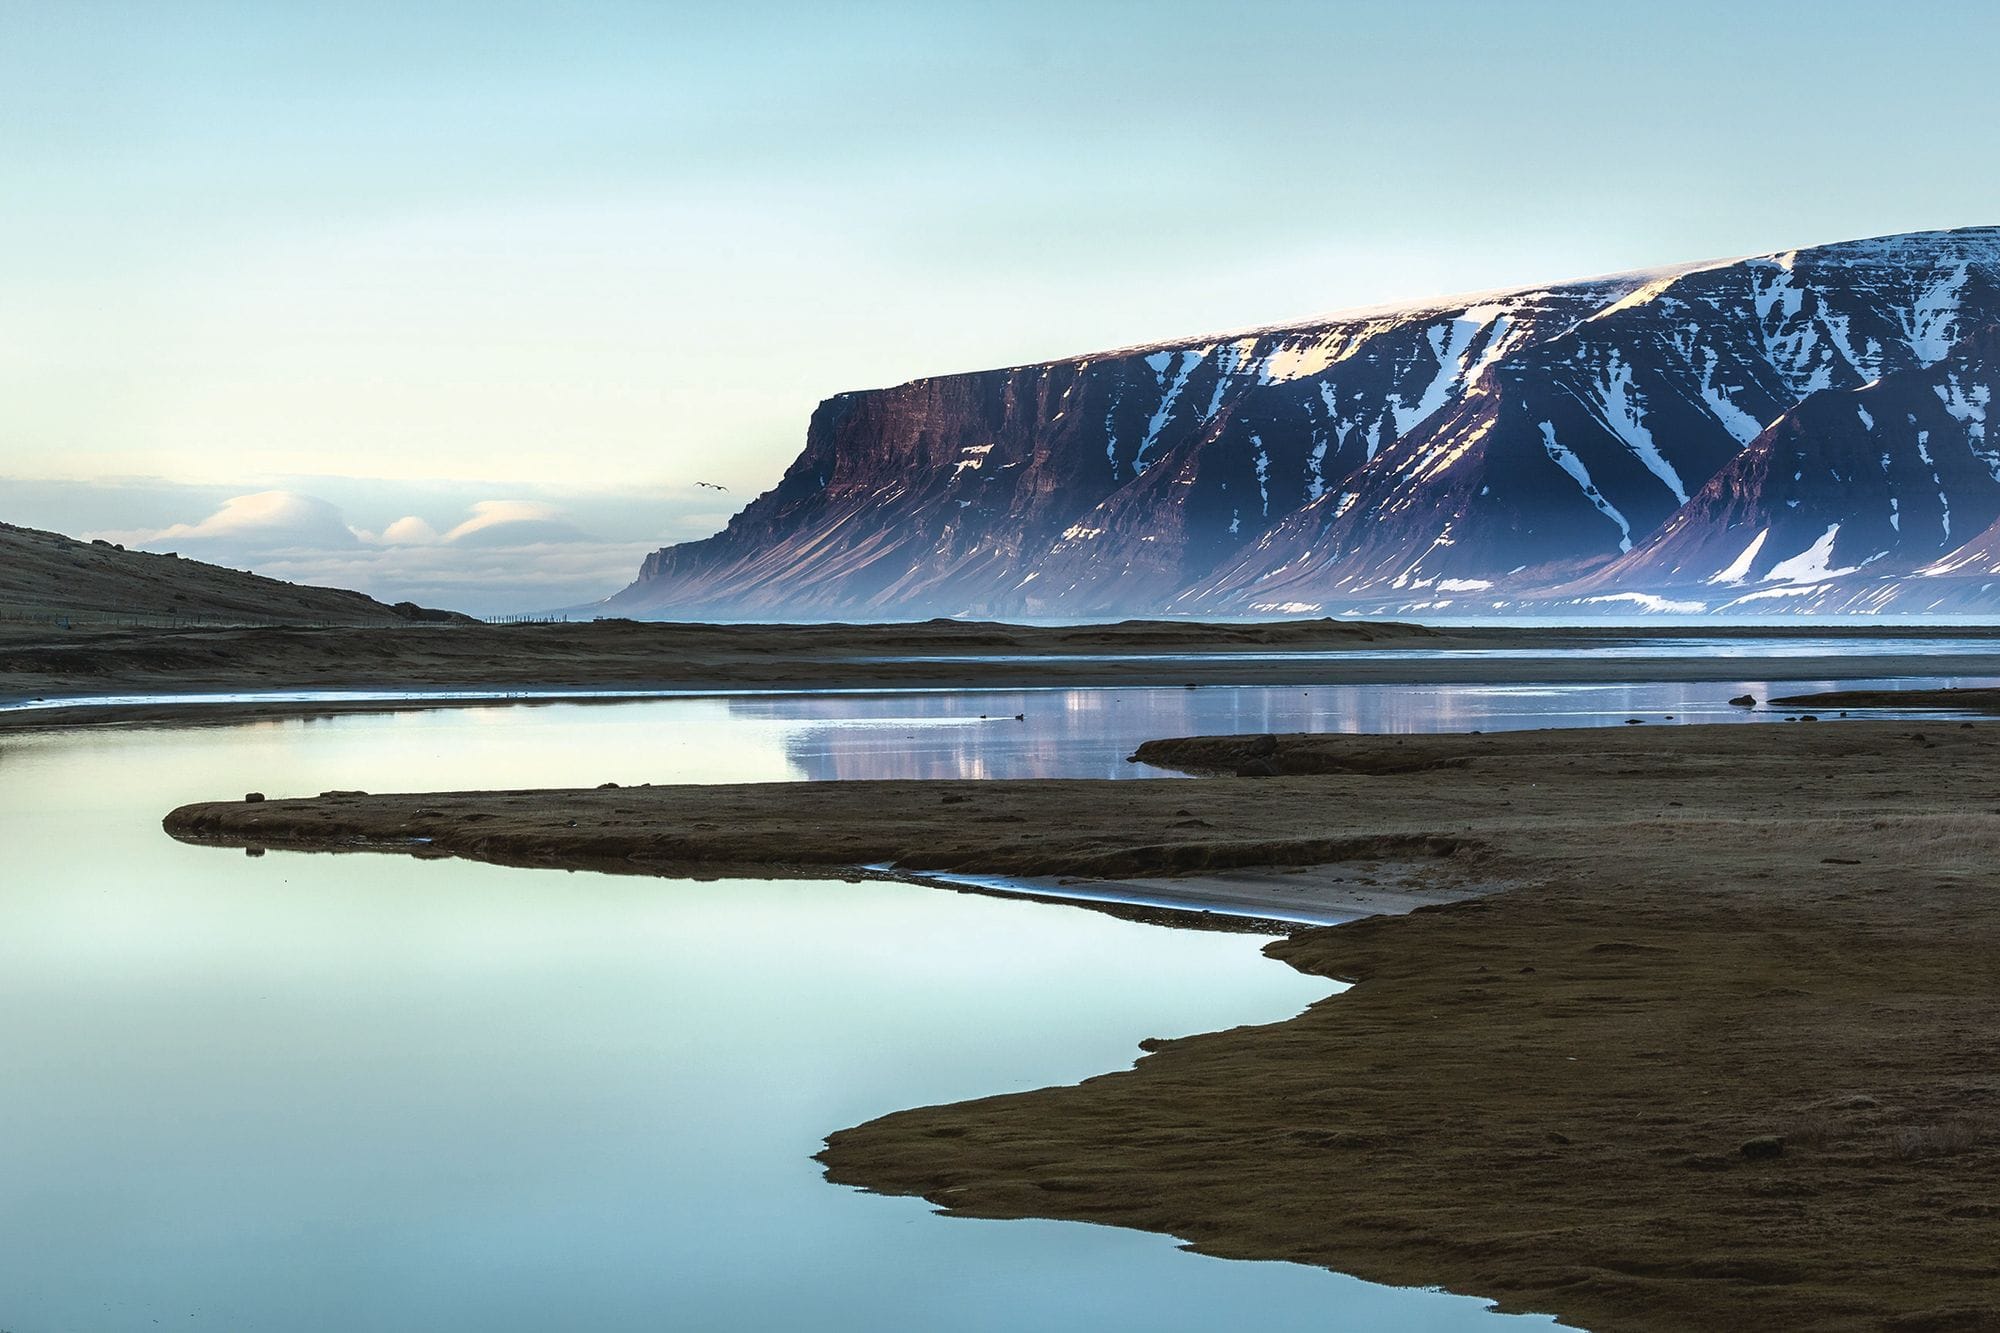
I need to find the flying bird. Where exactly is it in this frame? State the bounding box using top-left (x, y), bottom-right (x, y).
top-left (695, 481), bottom-right (728, 491)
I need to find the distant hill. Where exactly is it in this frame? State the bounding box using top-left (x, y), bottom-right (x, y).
top-left (0, 521), bottom-right (470, 625)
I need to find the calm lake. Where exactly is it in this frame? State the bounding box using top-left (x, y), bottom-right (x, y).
top-left (6, 672), bottom-right (1990, 1330)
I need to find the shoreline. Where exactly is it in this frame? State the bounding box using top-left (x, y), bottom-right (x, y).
top-left (162, 721), bottom-right (2000, 1331)
top-left (13, 656), bottom-right (2000, 733)
top-left (1772, 685), bottom-right (2000, 713)
top-left (896, 866), bottom-right (1493, 929)
top-left (14, 617), bottom-right (2000, 730)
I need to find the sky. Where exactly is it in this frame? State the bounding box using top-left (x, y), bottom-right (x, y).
top-left (5, 0), bottom-right (1999, 613)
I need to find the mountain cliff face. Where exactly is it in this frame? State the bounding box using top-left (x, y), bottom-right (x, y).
top-left (610, 227), bottom-right (2000, 619)
top-left (1561, 322), bottom-right (2000, 612)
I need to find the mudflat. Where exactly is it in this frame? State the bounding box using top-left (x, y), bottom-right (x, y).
top-left (16, 617), bottom-right (2000, 728)
top-left (163, 720), bottom-right (2000, 1331)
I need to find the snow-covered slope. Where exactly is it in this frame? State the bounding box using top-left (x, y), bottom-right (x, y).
top-left (1556, 323), bottom-right (2000, 613)
top-left (610, 227), bottom-right (2000, 618)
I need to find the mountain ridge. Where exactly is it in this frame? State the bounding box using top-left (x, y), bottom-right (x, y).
top-left (612, 226), bottom-right (2000, 619)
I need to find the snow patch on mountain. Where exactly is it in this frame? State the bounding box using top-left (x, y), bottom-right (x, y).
top-left (1937, 374), bottom-right (1995, 480)
top-left (1696, 346), bottom-right (1767, 444)
top-left (1579, 591), bottom-right (1708, 613)
top-left (1899, 264), bottom-right (1970, 365)
top-left (1134, 349), bottom-right (1202, 473)
top-left (1591, 351), bottom-right (1689, 503)
top-left (1709, 528), bottom-right (1770, 585)
top-left (953, 444), bottom-right (993, 477)
top-left (1258, 334), bottom-right (1345, 385)
top-left (1540, 421), bottom-right (1633, 552)
top-left (1764, 524), bottom-right (1857, 584)
top-left (1388, 305), bottom-right (1514, 437)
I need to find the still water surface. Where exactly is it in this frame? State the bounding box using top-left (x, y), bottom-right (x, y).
top-left (0, 688), bottom-right (1595, 1333)
top-left (9, 672), bottom-right (1983, 1330)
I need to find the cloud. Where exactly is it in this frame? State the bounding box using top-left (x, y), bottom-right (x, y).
top-left (142, 491), bottom-right (592, 553)
top-left (152, 489), bottom-right (359, 549)
top-left (378, 514), bottom-right (442, 545)
top-left (360, 500), bottom-right (589, 548)
top-left (93, 487), bottom-right (646, 614)
top-left (439, 499), bottom-right (587, 547)
top-left (33, 476), bottom-right (741, 615)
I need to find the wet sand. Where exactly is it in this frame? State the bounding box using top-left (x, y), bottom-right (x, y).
top-left (163, 721), bottom-right (2000, 1331)
top-left (16, 617), bottom-right (2000, 729)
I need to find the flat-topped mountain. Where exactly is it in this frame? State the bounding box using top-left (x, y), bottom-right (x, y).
top-left (0, 521), bottom-right (468, 624)
top-left (610, 226), bottom-right (2000, 618)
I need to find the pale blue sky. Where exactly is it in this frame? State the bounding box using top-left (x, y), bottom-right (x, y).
top-left (4, 0), bottom-right (1997, 609)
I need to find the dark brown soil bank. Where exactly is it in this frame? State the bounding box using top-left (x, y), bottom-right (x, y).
top-left (21, 617), bottom-right (2000, 728)
top-left (163, 722), bottom-right (2000, 1331)
top-left (1775, 686), bottom-right (2000, 714)
top-left (161, 769), bottom-right (1472, 882)
top-left (829, 728), bottom-right (2000, 1333)
top-left (3, 614), bottom-right (1435, 713)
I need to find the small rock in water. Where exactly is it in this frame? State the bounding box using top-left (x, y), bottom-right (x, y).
top-left (1013, 713), bottom-right (1025, 721)
top-left (940, 793), bottom-right (969, 805)
top-left (1740, 1135), bottom-right (1785, 1160)
top-left (1729, 694), bottom-right (1757, 708)
top-left (1800, 715), bottom-right (1819, 723)
top-left (244, 792), bottom-right (265, 803)
top-left (1625, 718), bottom-right (1645, 725)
